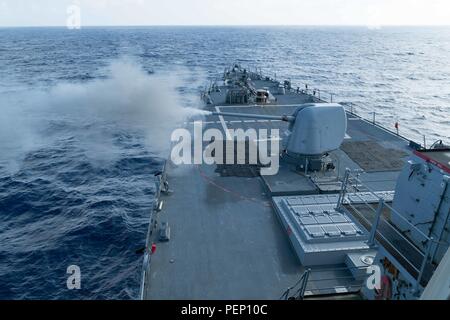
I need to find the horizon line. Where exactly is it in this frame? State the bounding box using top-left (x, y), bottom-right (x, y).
top-left (1, 24), bottom-right (450, 29)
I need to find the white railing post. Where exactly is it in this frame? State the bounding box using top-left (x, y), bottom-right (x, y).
top-left (415, 238), bottom-right (434, 295)
top-left (368, 199), bottom-right (384, 247)
top-left (298, 269), bottom-right (311, 300)
top-left (337, 169), bottom-right (351, 210)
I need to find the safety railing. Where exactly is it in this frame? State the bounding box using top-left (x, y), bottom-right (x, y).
top-left (284, 83), bottom-right (335, 103)
top-left (280, 269), bottom-right (311, 300)
top-left (342, 102), bottom-right (433, 149)
top-left (280, 265), bottom-right (369, 300)
top-left (337, 169), bottom-right (438, 292)
top-left (139, 204), bottom-right (156, 300)
top-left (282, 79), bottom-right (427, 147)
top-left (139, 251), bottom-right (151, 300)
top-left (217, 66), bottom-right (428, 148)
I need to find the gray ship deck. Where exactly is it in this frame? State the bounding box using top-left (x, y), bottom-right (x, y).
top-left (145, 163), bottom-right (302, 299)
top-left (143, 69), bottom-right (416, 300)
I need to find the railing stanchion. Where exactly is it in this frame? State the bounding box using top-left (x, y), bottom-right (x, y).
top-left (368, 199), bottom-right (384, 247)
top-left (415, 238), bottom-right (434, 295)
top-left (298, 269), bottom-right (311, 300)
top-left (337, 169), bottom-right (351, 210)
top-left (355, 171), bottom-right (361, 191)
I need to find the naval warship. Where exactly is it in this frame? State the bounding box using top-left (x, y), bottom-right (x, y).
top-left (140, 64), bottom-right (450, 300)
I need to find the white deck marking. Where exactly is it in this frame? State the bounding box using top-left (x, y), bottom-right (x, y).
top-left (216, 106), bottom-right (232, 140)
top-left (335, 287), bottom-right (349, 294)
top-left (345, 133), bottom-right (352, 139)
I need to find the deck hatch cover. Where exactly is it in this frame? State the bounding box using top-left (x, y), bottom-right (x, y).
top-left (315, 215), bottom-right (333, 224)
top-left (322, 225), bottom-right (342, 237)
top-left (299, 216), bottom-right (317, 225)
top-left (338, 224), bottom-right (359, 236)
top-left (305, 226), bottom-right (325, 238)
top-left (302, 197), bottom-right (317, 205)
top-left (293, 206), bottom-right (310, 215)
top-left (329, 213), bottom-right (348, 224)
top-left (288, 199), bottom-right (302, 206)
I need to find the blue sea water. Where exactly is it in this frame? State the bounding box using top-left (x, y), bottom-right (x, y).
top-left (0, 26), bottom-right (449, 300)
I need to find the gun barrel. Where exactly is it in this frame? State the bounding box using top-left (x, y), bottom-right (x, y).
top-left (212, 112), bottom-right (295, 123)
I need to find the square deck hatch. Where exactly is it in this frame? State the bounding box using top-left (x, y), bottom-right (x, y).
top-left (338, 224), bottom-right (359, 236)
top-left (322, 225), bottom-right (342, 237)
top-left (305, 226), bottom-right (326, 238)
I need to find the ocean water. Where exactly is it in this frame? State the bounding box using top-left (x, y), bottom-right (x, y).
top-left (0, 26), bottom-right (449, 300)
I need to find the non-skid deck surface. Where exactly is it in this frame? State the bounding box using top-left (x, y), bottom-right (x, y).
top-left (145, 163), bottom-right (304, 300)
top-left (341, 141), bottom-right (409, 172)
